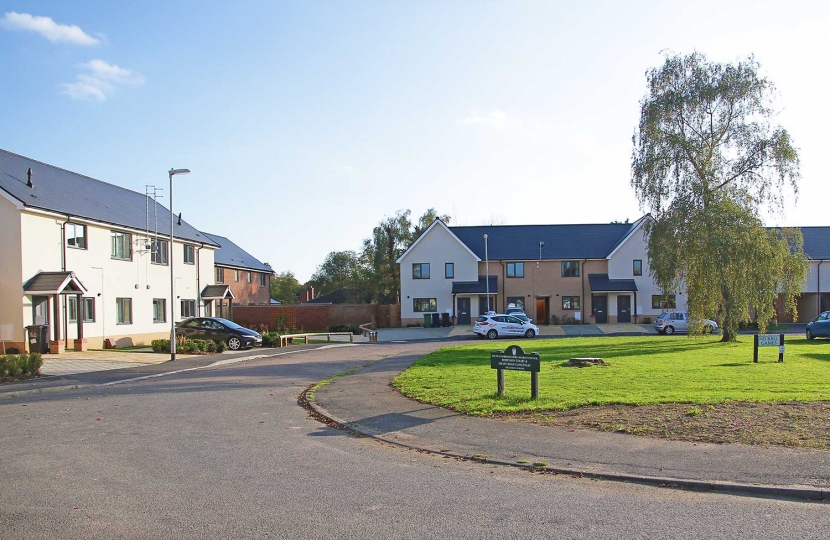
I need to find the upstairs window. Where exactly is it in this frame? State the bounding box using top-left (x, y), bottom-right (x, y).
top-left (111, 231), bottom-right (132, 261)
top-left (561, 261), bottom-right (579, 277)
top-left (151, 239), bottom-right (169, 265)
top-left (183, 244), bottom-right (195, 264)
top-left (412, 263), bottom-right (430, 279)
top-left (445, 263), bottom-right (454, 279)
top-left (66, 223), bottom-right (87, 249)
top-left (247, 272), bottom-right (252, 283)
top-left (506, 262), bottom-right (524, 278)
top-left (260, 273), bottom-right (267, 287)
top-left (633, 259), bottom-right (643, 276)
top-left (216, 267), bottom-right (224, 283)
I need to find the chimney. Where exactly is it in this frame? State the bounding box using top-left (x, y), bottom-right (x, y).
top-left (27, 168), bottom-right (33, 188)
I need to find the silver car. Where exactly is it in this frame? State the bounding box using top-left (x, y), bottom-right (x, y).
top-left (654, 311), bottom-right (718, 335)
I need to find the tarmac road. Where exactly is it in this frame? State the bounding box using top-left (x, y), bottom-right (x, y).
top-left (1, 341), bottom-right (828, 539)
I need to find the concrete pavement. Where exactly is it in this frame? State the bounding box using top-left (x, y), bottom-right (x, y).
top-left (311, 347), bottom-right (829, 499)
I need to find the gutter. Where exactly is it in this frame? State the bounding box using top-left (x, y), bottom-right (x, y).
top-left (61, 214), bottom-right (71, 348)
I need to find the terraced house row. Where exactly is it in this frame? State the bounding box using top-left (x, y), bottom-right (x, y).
top-left (0, 149), bottom-right (272, 353)
top-left (396, 219), bottom-right (830, 327)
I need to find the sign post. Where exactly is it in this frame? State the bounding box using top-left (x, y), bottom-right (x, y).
top-left (490, 344), bottom-right (541, 399)
top-left (754, 334), bottom-right (785, 363)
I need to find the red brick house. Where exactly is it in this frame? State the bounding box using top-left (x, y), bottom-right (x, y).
top-left (202, 233), bottom-right (274, 315)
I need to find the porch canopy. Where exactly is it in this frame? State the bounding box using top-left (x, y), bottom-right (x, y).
top-left (23, 271), bottom-right (88, 296)
top-left (451, 275), bottom-right (498, 294)
top-left (201, 285), bottom-right (235, 300)
top-left (588, 273), bottom-right (637, 293)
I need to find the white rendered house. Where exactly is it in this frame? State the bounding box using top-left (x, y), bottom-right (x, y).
top-left (0, 149), bottom-right (219, 353)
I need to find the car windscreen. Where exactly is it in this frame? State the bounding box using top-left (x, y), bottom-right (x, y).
top-left (214, 318), bottom-right (243, 329)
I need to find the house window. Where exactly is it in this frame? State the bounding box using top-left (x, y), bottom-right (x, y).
top-left (633, 259), bottom-right (643, 276)
top-left (561, 261), bottom-right (580, 277)
top-left (506, 262), bottom-right (524, 278)
top-left (153, 298), bottom-right (166, 323)
top-left (68, 297), bottom-right (78, 322)
top-left (111, 231), bottom-right (132, 260)
top-left (184, 245), bottom-right (195, 264)
top-left (247, 272), bottom-right (252, 283)
top-left (82, 298), bottom-right (95, 322)
top-left (413, 298), bottom-right (437, 312)
top-left (181, 299), bottom-right (196, 318)
top-left (234, 270), bottom-right (240, 282)
top-left (216, 268), bottom-right (224, 283)
top-left (506, 296), bottom-right (525, 310)
top-left (116, 298), bottom-right (132, 324)
top-left (562, 296), bottom-right (581, 310)
top-left (412, 263), bottom-right (430, 279)
top-left (66, 223), bottom-right (87, 249)
top-left (652, 294), bottom-right (677, 309)
top-left (445, 263), bottom-right (454, 279)
top-left (151, 239), bottom-right (169, 265)
top-left (259, 273), bottom-right (267, 287)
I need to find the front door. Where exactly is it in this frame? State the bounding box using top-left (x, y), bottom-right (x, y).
top-left (592, 295), bottom-right (608, 324)
top-left (535, 297), bottom-right (549, 325)
top-left (32, 296), bottom-right (49, 326)
top-left (617, 295), bottom-right (631, 323)
top-left (457, 298), bottom-right (471, 325)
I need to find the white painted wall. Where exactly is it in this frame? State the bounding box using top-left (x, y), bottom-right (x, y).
top-left (804, 260), bottom-right (830, 293)
top-left (0, 195), bottom-right (23, 344)
top-left (607, 225), bottom-right (687, 317)
top-left (399, 224), bottom-right (479, 322)
top-left (18, 210), bottom-right (216, 346)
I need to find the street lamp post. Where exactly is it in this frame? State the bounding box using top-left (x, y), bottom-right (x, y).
top-left (484, 234), bottom-right (489, 312)
top-left (169, 168), bottom-right (190, 361)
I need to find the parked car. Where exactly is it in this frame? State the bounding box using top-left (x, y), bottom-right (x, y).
top-left (806, 311), bottom-right (830, 340)
top-left (512, 313), bottom-right (533, 324)
top-left (474, 313), bottom-right (539, 339)
top-left (176, 317), bottom-right (262, 350)
top-left (505, 307), bottom-right (526, 316)
top-left (654, 311), bottom-right (718, 335)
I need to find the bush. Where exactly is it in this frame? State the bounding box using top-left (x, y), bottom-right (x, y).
top-left (327, 324), bottom-right (362, 335)
top-left (262, 331), bottom-right (280, 347)
top-left (151, 338), bottom-right (226, 355)
top-left (213, 340), bottom-right (226, 353)
top-left (152, 339), bottom-right (171, 353)
top-left (0, 353), bottom-right (42, 380)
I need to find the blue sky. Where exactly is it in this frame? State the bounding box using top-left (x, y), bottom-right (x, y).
top-left (2, 1), bottom-right (828, 282)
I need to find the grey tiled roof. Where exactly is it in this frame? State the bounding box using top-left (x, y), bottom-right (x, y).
top-left (22, 271), bottom-right (87, 294)
top-left (800, 227), bottom-right (830, 259)
top-left (450, 223), bottom-right (635, 260)
top-left (201, 285), bottom-right (234, 299)
top-left (0, 149), bottom-right (218, 247)
top-left (201, 232), bottom-right (273, 273)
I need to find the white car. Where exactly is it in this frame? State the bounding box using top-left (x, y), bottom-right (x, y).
top-left (474, 313), bottom-right (539, 339)
top-left (654, 311), bottom-right (718, 335)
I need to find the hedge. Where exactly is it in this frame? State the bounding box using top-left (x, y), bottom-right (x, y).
top-left (1, 353), bottom-right (43, 381)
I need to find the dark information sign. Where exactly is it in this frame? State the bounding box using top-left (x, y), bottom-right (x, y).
top-left (490, 345), bottom-right (541, 399)
top-left (490, 345), bottom-right (540, 372)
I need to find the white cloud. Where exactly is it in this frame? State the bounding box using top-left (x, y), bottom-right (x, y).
top-left (460, 110), bottom-right (509, 127)
top-left (2, 12), bottom-right (100, 45)
top-left (62, 59), bottom-right (145, 101)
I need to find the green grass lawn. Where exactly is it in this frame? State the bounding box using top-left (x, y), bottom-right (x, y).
top-left (392, 336), bottom-right (830, 414)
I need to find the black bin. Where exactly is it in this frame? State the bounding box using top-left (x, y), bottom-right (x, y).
top-left (441, 313), bottom-right (451, 327)
top-left (26, 324), bottom-right (49, 354)
top-left (431, 313), bottom-right (440, 328)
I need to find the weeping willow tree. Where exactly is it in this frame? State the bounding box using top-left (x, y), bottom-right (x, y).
top-left (631, 52), bottom-right (807, 341)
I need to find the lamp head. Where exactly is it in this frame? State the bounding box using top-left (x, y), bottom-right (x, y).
top-left (169, 168), bottom-right (191, 177)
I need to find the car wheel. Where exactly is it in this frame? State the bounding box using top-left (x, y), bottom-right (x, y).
top-left (487, 329), bottom-right (498, 340)
top-left (227, 337), bottom-right (242, 350)
top-left (806, 329), bottom-right (814, 340)
top-left (525, 329), bottom-right (536, 338)
top-left (664, 326), bottom-right (675, 335)
top-left (703, 324), bottom-right (713, 334)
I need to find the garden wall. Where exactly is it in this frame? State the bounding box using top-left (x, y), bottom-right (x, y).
top-left (230, 304), bottom-right (401, 331)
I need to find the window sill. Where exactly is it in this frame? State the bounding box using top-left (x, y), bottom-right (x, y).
top-left (184, 262), bottom-right (195, 265)
top-left (116, 322), bottom-right (132, 325)
top-left (111, 257), bottom-right (133, 262)
top-left (150, 262), bottom-right (169, 266)
top-left (67, 245), bottom-right (87, 250)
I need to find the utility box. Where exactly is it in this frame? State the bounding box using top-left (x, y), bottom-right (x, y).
top-left (26, 324), bottom-right (49, 354)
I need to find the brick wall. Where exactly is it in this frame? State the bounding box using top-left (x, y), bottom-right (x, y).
top-left (230, 304), bottom-right (398, 331)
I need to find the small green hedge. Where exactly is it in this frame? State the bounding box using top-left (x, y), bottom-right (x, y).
top-left (151, 339), bottom-right (226, 355)
top-left (262, 332), bottom-right (280, 347)
top-left (327, 324), bottom-right (362, 335)
top-left (1, 352), bottom-right (43, 381)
